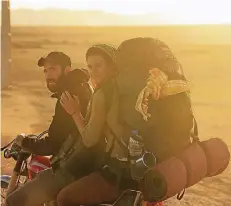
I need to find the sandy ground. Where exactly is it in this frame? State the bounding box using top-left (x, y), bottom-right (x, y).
top-left (1, 26), bottom-right (231, 205)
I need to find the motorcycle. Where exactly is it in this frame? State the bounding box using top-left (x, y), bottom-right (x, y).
top-left (0, 131), bottom-right (159, 206)
top-left (0, 131), bottom-right (54, 206)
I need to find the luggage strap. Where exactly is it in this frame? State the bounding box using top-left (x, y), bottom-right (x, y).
top-left (50, 133), bottom-right (77, 166)
top-left (177, 188), bottom-right (185, 200)
top-left (191, 116), bottom-right (199, 143)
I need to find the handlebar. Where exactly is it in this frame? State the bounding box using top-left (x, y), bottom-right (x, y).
top-left (1, 139), bottom-right (15, 151)
top-left (3, 148), bottom-right (31, 159)
top-left (1, 130), bottom-right (49, 158)
top-left (3, 149), bottom-right (18, 159)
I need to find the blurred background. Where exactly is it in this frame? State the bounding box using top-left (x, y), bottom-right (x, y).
top-left (1, 1), bottom-right (231, 205)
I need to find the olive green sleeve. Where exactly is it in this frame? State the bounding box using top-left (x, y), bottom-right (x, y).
top-left (79, 89), bottom-right (106, 147)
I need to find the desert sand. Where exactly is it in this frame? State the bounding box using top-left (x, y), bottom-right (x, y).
top-left (1, 26), bottom-right (231, 205)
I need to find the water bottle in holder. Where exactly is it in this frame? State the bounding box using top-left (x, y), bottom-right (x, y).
top-left (128, 130), bottom-right (144, 159)
top-left (129, 130), bottom-right (156, 181)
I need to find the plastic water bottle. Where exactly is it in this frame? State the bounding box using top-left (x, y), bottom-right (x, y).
top-left (129, 130), bottom-right (146, 180)
top-left (128, 130), bottom-right (144, 158)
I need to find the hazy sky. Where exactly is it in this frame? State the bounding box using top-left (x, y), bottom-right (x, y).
top-left (10, 0), bottom-right (231, 23)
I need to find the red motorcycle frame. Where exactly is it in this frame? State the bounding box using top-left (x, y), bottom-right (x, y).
top-left (0, 131), bottom-right (52, 205)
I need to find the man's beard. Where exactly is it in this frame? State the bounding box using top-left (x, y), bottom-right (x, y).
top-left (46, 79), bottom-right (58, 92)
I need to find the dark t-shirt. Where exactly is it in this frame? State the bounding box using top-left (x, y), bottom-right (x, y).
top-left (21, 95), bottom-right (77, 156)
top-left (21, 69), bottom-right (92, 156)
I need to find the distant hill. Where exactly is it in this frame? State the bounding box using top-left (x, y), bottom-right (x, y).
top-left (0, 9), bottom-right (169, 26)
top-left (1, 8), bottom-right (231, 26)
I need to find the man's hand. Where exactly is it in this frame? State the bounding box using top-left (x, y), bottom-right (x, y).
top-left (60, 91), bottom-right (81, 116)
top-left (14, 133), bottom-right (26, 147)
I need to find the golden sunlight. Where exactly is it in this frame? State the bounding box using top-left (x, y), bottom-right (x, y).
top-left (11, 0), bottom-right (231, 24)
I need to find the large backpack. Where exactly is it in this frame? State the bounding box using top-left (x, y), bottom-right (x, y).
top-left (102, 77), bottom-right (194, 163)
top-left (114, 37), bottom-right (194, 161)
top-left (111, 37), bottom-right (230, 203)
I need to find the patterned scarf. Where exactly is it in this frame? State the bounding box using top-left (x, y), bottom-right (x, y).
top-left (135, 68), bottom-right (190, 121)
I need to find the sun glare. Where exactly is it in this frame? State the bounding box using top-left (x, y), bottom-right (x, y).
top-left (10, 0), bottom-right (231, 24)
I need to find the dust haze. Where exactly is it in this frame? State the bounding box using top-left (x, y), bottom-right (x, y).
top-left (1, 26), bottom-right (231, 205)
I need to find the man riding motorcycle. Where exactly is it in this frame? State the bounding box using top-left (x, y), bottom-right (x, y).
top-left (6, 52), bottom-right (92, 206)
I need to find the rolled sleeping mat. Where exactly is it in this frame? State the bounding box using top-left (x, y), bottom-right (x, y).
top-left (177, 143), bottom-right (207, 187)
top-left (200, 138), bottom-right (230, 177)
top-left (140, 157), bottom-right (187, 202)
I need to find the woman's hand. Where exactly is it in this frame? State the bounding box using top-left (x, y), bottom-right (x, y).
top-left (60, 91), bottom-right (81, 116)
